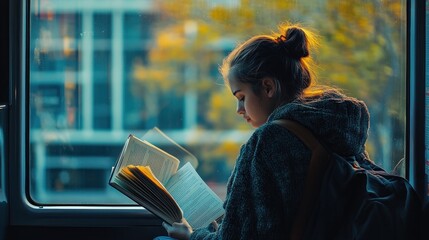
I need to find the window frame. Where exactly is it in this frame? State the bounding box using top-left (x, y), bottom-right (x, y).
top-left (406, 0), bottom-right (427, 202)
top-left (7, 0), bottom-right (427, 228)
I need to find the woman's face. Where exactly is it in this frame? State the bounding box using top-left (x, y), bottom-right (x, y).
top-left (228, 78), bottom-right (278, 128)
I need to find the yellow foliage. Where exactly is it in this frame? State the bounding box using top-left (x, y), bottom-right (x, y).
top-left (331, 73), bottom-right (349, 85)
top-left (213, 141), bottom-right (242, 164)
top-left (131, 58), bottom-right (177, 92)
top-left (211, 93), bottom-right (225, 109)
top-left (157, 31), bottom-right (186, 49)
top-left (155, 0), bottom-right (193, 20)
top-left (383, 66), bottom-right (393, 76)
top-left (333, 32), bottom-right (353, 48)
top-left (386, 2), bottom-right (404, 19)
top-left (357, 18), bottom-right (371, 32)
top-left (210, 7), bottom-right (231, 23)
top-left (217, 141), bottom-right (241, 156)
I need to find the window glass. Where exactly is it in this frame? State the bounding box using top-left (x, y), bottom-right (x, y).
top-left (29, 0), bottom-right (407, 204)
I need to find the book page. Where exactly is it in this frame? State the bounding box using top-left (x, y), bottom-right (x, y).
top-left (141, 127), bottom-right (199, 169)
top-left (118, 135), bottom-right (180, 184)
top-left (112, 165), bottom-right (182, 225)
top-left (130, 165), bottom-right (182, 221)
top-left (165, 162), bottom-right (225, 229)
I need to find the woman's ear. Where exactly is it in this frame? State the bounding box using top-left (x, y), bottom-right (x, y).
top-left (262, 77), bottom-right (276, 98)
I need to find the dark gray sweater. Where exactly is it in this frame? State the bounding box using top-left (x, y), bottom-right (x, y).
top-left (190, 91), bottom-right (370, 240)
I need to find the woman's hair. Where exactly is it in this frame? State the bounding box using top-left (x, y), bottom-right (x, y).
top-left (220, 23), bottom-right (320, 103)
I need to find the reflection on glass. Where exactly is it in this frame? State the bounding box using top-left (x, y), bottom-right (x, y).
top-left (29, 0), bottom-right (406, 204)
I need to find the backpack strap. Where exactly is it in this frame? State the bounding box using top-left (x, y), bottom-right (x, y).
top-left (272, 119), bottom-right (330, 240)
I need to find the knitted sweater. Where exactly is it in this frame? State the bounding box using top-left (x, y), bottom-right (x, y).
top-left (190, 91), bottom-right (370, 240)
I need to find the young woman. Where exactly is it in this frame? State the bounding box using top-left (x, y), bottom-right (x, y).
top-left (161, 24), bottom-right (370, 240)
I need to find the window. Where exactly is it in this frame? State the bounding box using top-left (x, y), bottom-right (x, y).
top-left (28, 0), bottom-right (407, 205)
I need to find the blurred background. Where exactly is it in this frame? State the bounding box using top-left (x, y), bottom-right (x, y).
top-left (28, 0), bottom-right (406, 204)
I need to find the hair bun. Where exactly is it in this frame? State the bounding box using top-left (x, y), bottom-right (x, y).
top-left (278, 27), bottom-right (309, 59)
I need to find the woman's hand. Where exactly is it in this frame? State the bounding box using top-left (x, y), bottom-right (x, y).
top-left (162, 218), bottom-right (193, 240)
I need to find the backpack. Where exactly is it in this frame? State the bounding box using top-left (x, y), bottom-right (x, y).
top-left (274, 119), bottom-right (422, 240)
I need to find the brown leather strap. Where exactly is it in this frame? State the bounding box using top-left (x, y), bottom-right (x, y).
top-left (273, 119), bottom-right (330, 240)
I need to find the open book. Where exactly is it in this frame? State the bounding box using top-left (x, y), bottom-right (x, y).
top-left (109, 128), bottom-right (225, 229)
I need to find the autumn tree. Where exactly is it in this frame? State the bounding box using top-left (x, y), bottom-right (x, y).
top-left (132, 0), bottom-right (406, 178)
top-left (315, 0), bottom-right (405, 170)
